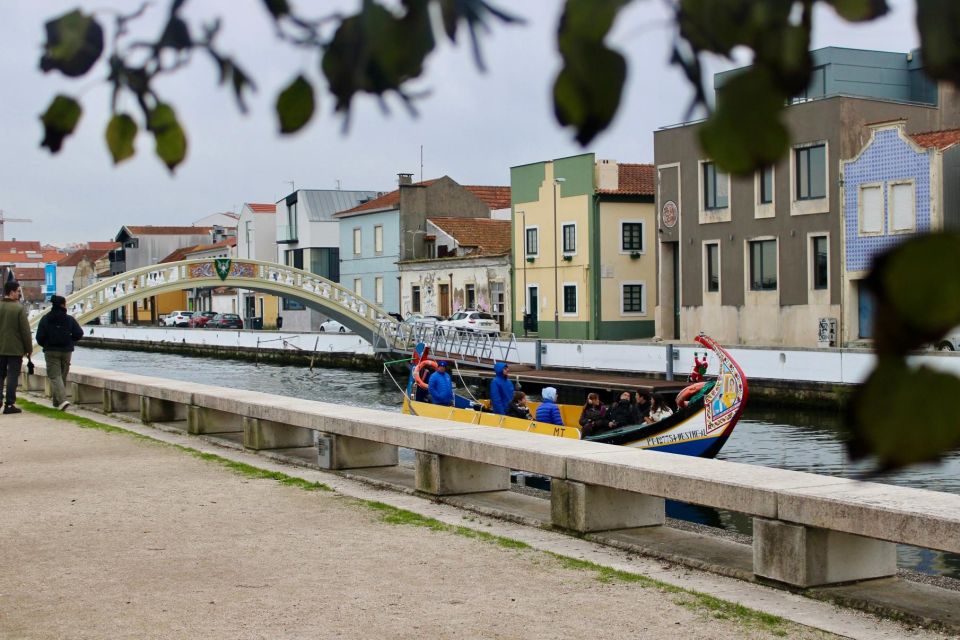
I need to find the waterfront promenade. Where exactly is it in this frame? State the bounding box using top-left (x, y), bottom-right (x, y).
top-left (0, 405), bottom-right (949, 639)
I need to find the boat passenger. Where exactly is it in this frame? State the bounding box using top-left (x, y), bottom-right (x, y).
top-left (644, 393), bottom-right (674, 424)
top-left (607, 391), bottom-right (639, 430)
top-left (634, 391), bottom-right (652, 422)
top-left (578, 392), bottom-right (607, 437)
top-left (506, 391), bottom-right (532, 420)
top-left (535, 387), bottom-right (564, 426)
top-left (489, 362), bottom-right (514, 415)
top-left (428, 360), bottom-right (454, 406)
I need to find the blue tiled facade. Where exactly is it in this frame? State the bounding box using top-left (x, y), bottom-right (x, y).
top-left (843, 127), bottom-right (933, 273)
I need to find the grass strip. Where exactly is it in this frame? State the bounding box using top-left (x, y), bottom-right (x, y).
top-left (19, 398), bottom-right (331, 492)
top-left (363, 500), bottom-right (529, 549)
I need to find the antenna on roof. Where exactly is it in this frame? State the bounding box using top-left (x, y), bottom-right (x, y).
top-left (285, 180), bottom-right (295, 193)
top-left (420, 145), bottom-right (424, 183)
top-left (336, 179), bottom-right (341, 191)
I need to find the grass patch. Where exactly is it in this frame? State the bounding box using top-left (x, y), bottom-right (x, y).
top-left (549, 553), bottom-right (790, 636)
top-left (363, 500), bottom-right (530, 550)
top-left (19, 397), bottom-right (331, 493)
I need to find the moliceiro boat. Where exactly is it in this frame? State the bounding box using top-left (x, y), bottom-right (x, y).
top-left (400, 334), bottom-right (748, 459)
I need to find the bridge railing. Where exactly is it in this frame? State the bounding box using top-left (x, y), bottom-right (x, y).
top-left (377, 319), bottom-right (519, 365)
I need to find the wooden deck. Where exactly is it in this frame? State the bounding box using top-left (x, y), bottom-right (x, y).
top-left (457, 365), bottom-right (689, 395)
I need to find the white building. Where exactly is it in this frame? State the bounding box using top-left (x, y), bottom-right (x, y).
top-left (235, 202), bottom-right (280, 325)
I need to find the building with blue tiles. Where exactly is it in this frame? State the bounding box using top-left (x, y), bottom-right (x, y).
top-left (841, 121), bottom-right (960, 343)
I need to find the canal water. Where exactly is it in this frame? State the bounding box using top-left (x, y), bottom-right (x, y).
top-left (72, 347), bottom-right (960, 579)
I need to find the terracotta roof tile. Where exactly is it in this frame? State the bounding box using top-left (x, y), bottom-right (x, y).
top-left (10, 267), bottom-right (45, 281)
top-left (185, 238), bottom-right (237, 254)
top-left (42, 250), bottom-right (68, 263)
top-left (0, 252), bottom-right (44, 264)
top-left (336, 180), bottom-right (437, 215)
top-left (86, 241), bottom-right (121, 250)
top-left (428, 217), bottom-right (512, 256)
top-left (159, 245), bottom-right (200, 263)
top-left (58, 249), bottom-right (111, 267)
top-left (0, 241), bottom-right (41, 253)
top-left (597, 163), bottom-right (655, 196)
top-left (910, 129), bottom-right (960, 150)
top-left (125, 226), bottom-right (214, 235)
top-left (335, 180), bottom-right (510, 216)
top-left (463, 185), bottom-right (512, 210)
top-left (246, 203), bottom-right (276, 213)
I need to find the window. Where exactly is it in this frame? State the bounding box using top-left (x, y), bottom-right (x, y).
top-left (795, 145), bottom-right (826, 200)
top-left (353, 278), bottom-right (362, 296)
top-left (525, 227), bottom-right (538, 256)
top-left (465, 283), bottom-right (476, 309)
top-left (705, 243), bottom-right (720, 293)
top-left (425, 239), bottom-right (436, 259)
top-left (890, 182), bottom-right (915, 232)
top-left (287, 202), bottom-right (298, 236)
top-left (309, 247), bottom-right (339, 281)
top-left (759, 166), bottom-right (774, 204)
top-left (353, 228), bottom-right (361, 255)
top-left (374, 277), bottom-right (383, 304)
top-left (563, 284), bottom-right (577, 314)
top-left (411, 285), bottom-right (421, 313)
top-left (374, 225), bottom-right (384, 253)
top-left (860, 185), bottom-right (883, 234)
top-left (622, 283), bottom-right (645, 314)
top-left (285, 248), bottom-right (304, 270)
top-left (621, 222), bottom-right (643, 252)
top-left (244, 220), bottom-right (253, 248)
top-left (703, 162), bottom-right (729, 209)
top-left (562, 223), bottom-right (576, 254)
top-left (749, 240), bottom-right (777, 291)
top-left (812, 236), bottom-right (828, 290)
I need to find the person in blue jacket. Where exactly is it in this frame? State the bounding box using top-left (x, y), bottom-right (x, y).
top-left (535, 386), bottom-right (564, 425)
top-left (428, 360), bottom-right (454, 406)
top-left (489, 362), bottom-right (514, 415)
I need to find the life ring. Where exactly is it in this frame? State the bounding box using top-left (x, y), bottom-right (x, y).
top-left (413, 359), bottom-right (438, 390)
top-left (676, 381), bottom-right (706, 409)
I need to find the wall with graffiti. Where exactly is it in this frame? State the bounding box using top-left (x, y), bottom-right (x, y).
top-left (399, 256), bottom-right (512, 331)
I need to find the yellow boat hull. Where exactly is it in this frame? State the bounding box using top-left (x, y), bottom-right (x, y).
top-left (403, 397), bottom-right (582, 440)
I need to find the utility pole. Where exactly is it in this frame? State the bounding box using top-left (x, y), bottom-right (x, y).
top-left (552, 178), bottom-right (565, 339)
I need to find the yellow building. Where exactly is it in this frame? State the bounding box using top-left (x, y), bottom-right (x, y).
top-left (511, 154), bottom-right (657, 340)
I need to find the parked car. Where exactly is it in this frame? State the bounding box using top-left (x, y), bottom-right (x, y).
top-left (935, 329), bottom-right (960, 351)
top-left (406, 313), bottom-right (444, 325)
top-left (319, 319), bottom-right (347, 333)
top-left (163, 310), bottom-right (194, 327)
top-left (438, 310), bottom-right (499, 335)
top-left (189, 310), bottom-right (218, 328)
top-left (208, 313), bottom-right (243, 329)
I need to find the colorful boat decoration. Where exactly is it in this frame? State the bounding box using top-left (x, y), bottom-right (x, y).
top-left (399, 334), bottom-right (748, 459)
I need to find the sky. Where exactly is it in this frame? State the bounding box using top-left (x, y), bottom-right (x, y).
top-left (0, 0), bottom-right (920, 246)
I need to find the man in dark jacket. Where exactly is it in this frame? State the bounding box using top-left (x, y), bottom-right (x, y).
top-left (0, 281), bottom-right (32, 414)
top-left (36, 295), bottom-right (83, 410)
top-left (489, 362), bottom-right (514, 415)
top-left (606, 391), bottom-right (639, 431)
top-left (427, 361), bottom-right (454, 406)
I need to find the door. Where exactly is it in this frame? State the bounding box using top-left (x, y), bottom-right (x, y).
top-left (672, 246), bottom-right (680, 340)
top-left (439, 283), bottom-right (450, 317)
top-left (244, 294), bottom-right (256, 318)
top-left (527, 285), bottom-right (539, 333)
top-left (857, 281), bottom-right (874, 339)
top-left (490, 281), bottom-right (505, 330)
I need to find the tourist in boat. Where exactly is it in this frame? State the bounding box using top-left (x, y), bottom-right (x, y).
top-left (607, 391), bottom-right (639, 430)
top-left (428, 360), bottom-right (454, 406)
top-left (506, 391), bottom-right (532, 420)
top-left (634, 390), bottom-right (652, 422)
top-left (578, 392), bottom-right (607, 437)
top-left (489, 362), bottom-right (514, 415)
top-left (644, 393), bottom-right (674, 424)
top-left (535, 387), bottom-right (564, 426)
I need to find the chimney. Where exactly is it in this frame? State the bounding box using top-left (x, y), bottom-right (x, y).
top-left (596, 159), bottom-right (619, 191)
top-left (398, 173), bottom-right (414, 186)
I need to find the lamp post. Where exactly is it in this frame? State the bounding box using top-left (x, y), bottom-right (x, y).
top-left (552, 177), bottom-right (565, 339)
top-left (518, 209), bottom-right (527, 337)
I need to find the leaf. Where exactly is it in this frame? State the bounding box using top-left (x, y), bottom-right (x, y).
top-left (159, 15), bottom-right (192, 50)
top-left (215, 56), bottom-right (257, 114)
top-left (40, 9), bottom-right (104, 78)
top-left (322, 0), bottom-right (435, 113)
top-left (147, 103), bottom-right (187, 171)
top-left (39, 94), bottom-right (82, 153)
top-left (847, 359), bottom-right (960, 470)
top-left (827, 0), bottom-right (889, 22)
top-left (105, 113), bottom-right (138, 164)
top-left (553, 0), bottom-right (630, 145)
top-left (262, 0), bottom-right (290, 19)
top-left (699, 68), bottom-right (790, 174)
top-left (679, 0), bottom-right (793, 56)
top-left (916, 0), bottom-right (960, 85)
top-left (866, 233), bottom-right (960, 354)
top-left (276, 75), bottom-right (315, 134)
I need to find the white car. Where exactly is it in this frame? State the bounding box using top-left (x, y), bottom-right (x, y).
top-left (319, 319), bottom-right (347, 333)
top-left (438, 310), bottom-right (499, 335)
top-left (163, 310), bottom-right (194, 327)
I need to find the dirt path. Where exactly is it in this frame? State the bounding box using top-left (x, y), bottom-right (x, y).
top-left (0, 410), bottom-right (835, 640)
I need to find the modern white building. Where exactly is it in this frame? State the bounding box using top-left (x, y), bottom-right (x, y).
top-left (236, 202), bottom-right (280, 326)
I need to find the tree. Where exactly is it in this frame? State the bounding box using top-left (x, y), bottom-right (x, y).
top-left (35, 0), bottom-right (960, 472)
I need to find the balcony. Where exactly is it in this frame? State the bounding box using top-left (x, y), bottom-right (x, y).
top-left (277, 225), bottom-right (299, 244)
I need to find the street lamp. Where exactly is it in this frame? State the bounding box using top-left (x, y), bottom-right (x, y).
top-left (552, 177), bottom-right (565, 339)
top-left (517, 209), bottom-right (527, 338)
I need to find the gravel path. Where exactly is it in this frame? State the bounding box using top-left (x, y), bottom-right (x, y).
top-left (0, 410), bottom-right (836, 640)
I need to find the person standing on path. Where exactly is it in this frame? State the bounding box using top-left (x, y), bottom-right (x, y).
top-left (35, 295), bottom-right (83, 411)
top-left (489, 362), bottom-right (514, 415)
top-left (0, 281), bottom-right (33, 414)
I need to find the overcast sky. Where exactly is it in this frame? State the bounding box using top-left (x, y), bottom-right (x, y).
top-left (0, 0), bottom-right (919, 246)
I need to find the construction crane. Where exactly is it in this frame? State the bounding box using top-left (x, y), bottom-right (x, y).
top-left (0, 210), bottom-right (32, 242)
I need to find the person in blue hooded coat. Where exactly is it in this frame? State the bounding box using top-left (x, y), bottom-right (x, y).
top-left (427, 360), bottom-right (454, 406)
top-left (489, 362), bottom-right (514, 415)
top-left (535, 387), bottom-right (564, 425)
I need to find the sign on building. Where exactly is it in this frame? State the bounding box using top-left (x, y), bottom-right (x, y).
top-left (44, 263), bottom-right (56, 300)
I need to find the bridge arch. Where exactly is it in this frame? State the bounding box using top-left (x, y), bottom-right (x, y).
top-left (31, 258), bottom-right (400, 343)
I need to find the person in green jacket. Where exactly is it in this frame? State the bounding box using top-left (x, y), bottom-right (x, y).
top-left (0, 281), bottom-right (33, 414)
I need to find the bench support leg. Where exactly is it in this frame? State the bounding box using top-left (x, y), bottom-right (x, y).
top-left (414, 452), bottom-right (509, 496)
top-left (316, 433), bottom-right (398, 469)
top-left (244, 418), bottom-right (314, 450)
top-left (551, 479), bottom-right (665, 533)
